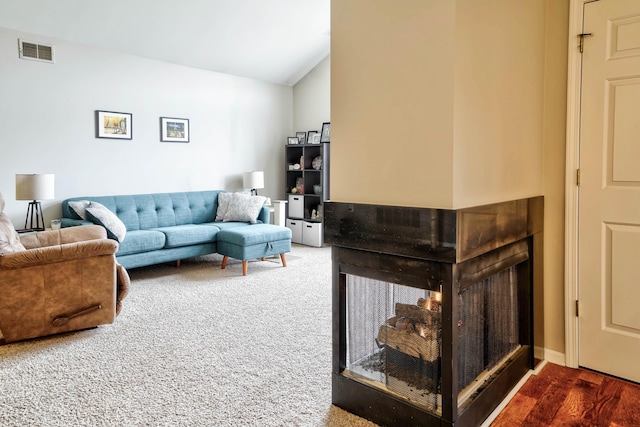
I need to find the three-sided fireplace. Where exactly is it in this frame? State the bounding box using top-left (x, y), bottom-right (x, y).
top-left (325, 197), bottom-right (543, 427)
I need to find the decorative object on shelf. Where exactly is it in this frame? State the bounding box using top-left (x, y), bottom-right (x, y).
top-left (160, 117), bottom-right (190, 143)
top-left (15, 173), bottom-right (55, 232)
top-left (311, 209), bottom-right (317, 219)
top-left (243, 171), bottom-right (264, 196)
top-left (96, 110), bottom-right (132, 140)
top-left (312, 156), bottom-right (322, 170)
top-left (307, 130), bottom-right (319, 144)
top-left (295, 177), bottom-right (304, 194)
top-left (287, 136), bottom-right (298, 145)
top-left (293, 163), bottom-right (300, 170)
top-left (321, 122), bottom-right (330, 142)
top-left (296, 131), bottom-right (306, 144)
top-left (313, 184), bottom-right (322, 195)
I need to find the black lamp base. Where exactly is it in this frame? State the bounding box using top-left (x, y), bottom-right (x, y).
top-left (20, 200), bottom-right (45, 232)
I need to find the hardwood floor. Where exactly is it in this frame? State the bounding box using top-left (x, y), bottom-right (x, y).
top-left (490, 362), bottom-right (640, 426)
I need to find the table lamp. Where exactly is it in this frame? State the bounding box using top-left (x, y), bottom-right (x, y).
top-left (16, 173), bottom-right (55, 231)
top-left (243, 171), bottom-right (264, 196)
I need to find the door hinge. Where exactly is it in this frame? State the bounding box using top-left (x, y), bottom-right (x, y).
top-left (579, 33), bottom-right (593, 53)
top-left (577, 169), bottom-right (581, 186)
top-left (576, 300), bottom-right (579, 317)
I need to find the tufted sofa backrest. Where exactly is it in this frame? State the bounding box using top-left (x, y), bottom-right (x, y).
top-left (62, 191), bottom-right (222, 231)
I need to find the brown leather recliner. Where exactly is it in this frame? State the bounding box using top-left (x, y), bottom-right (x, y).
top-left (0, 225), bottom-right (130, 343)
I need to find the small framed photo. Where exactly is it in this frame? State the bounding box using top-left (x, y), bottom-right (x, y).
top-left (321, 122), bottom-right (330, 142)
top-left (287, 136), bottom-right (299, 145)
top-left (307, 130), bottom-right (319, 144)
top-left (96, 110), bottom-right (132, 139)
top-left (160, 117), bottom-right (190, 143)
top-left (296, 131), bottom-right (307, 144)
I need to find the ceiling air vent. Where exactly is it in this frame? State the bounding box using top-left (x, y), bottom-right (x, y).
top-left (18, 39), bottom-right (55, 63)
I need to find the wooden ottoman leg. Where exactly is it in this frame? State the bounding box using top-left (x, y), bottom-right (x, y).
top-left (242, 261), bottom-right (248, 276)
top-left (280, 253), bottom-right (287, 267)
top-left (221, 256), bottom-right (229, 270)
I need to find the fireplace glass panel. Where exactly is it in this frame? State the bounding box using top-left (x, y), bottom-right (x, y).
top-left (345, 275), bottom-right (442, 414)
top-left (457, 265), bottom-right (520, 408)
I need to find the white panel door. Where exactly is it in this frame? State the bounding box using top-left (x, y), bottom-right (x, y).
top-left (579, 0), bottom-right (640, 382)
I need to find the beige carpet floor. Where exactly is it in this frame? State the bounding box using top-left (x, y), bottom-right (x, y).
top-left (0, 244), bottom-right (379, 427)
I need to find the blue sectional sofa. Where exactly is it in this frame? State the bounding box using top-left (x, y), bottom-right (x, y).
top-left (61, 191), bottom-right (291, 272)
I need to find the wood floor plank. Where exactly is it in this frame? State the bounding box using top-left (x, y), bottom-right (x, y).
top-left (549, 378), bottom-right (598, 427)
top-left (518, 363), bottom-right (566, 399)
top-left (520, 364), bottom-right (581, 425)
top-left (590, 376), bottom-right (624, 426)
top-left (610, 381), bottom-right (640, 426)
top-left (490, 393), bottom-right (537, 426)
top-left (490, 363), bottom-right (640, 427)
top-left (578, 369), bottom-right (605, 386)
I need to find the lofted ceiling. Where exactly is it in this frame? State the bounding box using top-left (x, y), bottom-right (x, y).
top-left (0, 0), bottom-right (330, 86)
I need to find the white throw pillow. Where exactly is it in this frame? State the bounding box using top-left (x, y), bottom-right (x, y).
top-left (68, 200), bottom-right (92, 220)
top-left (215, 192), bottom-right (233, 221)
top-left (0, 192), bottom-right (26, 254)
top-left (85, 202), bottom-right (126, 242)
top-left (223, 193), bottom-right (266, 224)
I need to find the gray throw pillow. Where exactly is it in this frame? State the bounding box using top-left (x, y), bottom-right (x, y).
top-left (215, 192), bottom-right (233, 221)
top-left (68, 200), bottom-right (92, 220)
top-left (85, 202), bottom-right (126, 242)
top-left (223, 193), bottom-right (266, 224)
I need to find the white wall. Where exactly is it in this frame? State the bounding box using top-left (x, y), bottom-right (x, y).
top-left (293, 55), bottom-right (330, 132)
top-left (0, 27), bottom-right (293, 226)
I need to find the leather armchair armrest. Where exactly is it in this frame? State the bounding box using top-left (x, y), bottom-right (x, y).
top-left (20, 225), bottom-right (108, 249)
top-left (0, 239), bottom-right (118, 270)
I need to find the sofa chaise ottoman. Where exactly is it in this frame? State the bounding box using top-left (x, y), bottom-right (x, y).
top-left (217, 224), bottom-right (292, 276)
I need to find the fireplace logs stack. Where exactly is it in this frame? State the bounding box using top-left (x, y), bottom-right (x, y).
top-left (377, 296), bottom-right (441, 362)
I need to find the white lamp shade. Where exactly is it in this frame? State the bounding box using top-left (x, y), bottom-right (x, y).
top-left (243, 171), bottom-right (264, 190)
top-left (16, 174), bottom-right (55, 200)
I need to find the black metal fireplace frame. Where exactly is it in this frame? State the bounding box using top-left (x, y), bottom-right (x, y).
top-left (326, 197), bottom-right (543, 427)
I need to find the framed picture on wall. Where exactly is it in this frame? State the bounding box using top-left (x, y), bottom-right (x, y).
top-left (96, 110), bottom-right (133, 139)
top-left (160, 117), bottom-right (190, 143)
top-left (321, 122), bottom-right (330, 142)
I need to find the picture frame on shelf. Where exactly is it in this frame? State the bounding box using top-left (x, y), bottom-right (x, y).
top-left (287, 136), bottom-right (299, 145)
top-left (307, 130), bottom-right (319, 144)
top-left (321, 122), bottom-right (330, 142)
top-left (296, 131), bottom-right (306, 144)
top-left (311, 133), bottom-right (321, 144)
top-left (96, 110), bottom-right (132, 140)
top-left (160, 117), bottom-right (190, 143)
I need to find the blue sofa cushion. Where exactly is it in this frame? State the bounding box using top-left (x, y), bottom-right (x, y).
top-left (62, 191), bottom-right (221, 231)
top-left (116, 230), bottom-right (166, 256)
top-left (154, 224), bottom-right (221, 248)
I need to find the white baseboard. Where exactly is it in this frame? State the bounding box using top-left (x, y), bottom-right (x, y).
top-left (544, 348), bottom-right (566, 366)
top-left (534, 345), bottom-right (545, 360)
